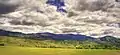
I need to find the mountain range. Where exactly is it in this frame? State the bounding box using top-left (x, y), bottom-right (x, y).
top-left (0, 29), bottom-right (94, 40)
top-left (0, 29), bottom-right (120, 42)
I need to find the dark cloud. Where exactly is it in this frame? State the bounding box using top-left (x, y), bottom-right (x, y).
top-left (75, 0), bottom-right (115, 11)
top-left (0, 0), bottom-right (20, 14)
top-left (9, 19), bottom-right (36, 25)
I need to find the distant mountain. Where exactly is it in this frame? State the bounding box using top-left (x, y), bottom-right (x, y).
top-left (0, 29), bottom-right (120, 42)
top-left (0, 29), bottom-right (120, 41)
top-left (99, 36), bottom-right (120, 46)
top-left (34, 32), bottom-right (95, 40)
top-left (100, 36), bottom-right (120, 42)
top-left (0, 29), bottom-right (95, 40)
top-left (0, 29), bottom-right (24, 36)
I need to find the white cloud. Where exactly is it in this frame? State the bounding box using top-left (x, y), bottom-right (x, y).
top-left (0, 0), bottom-right (120, 38)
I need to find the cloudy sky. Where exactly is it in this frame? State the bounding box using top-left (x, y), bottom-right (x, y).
top-left (0, 0), bottom-right (120, 38)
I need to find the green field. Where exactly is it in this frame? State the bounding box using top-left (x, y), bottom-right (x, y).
top-left (0, 46), bottom-right (120, 55)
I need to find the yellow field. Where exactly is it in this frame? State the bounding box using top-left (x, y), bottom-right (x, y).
top-left (0, 46), bottom-right (120, 55)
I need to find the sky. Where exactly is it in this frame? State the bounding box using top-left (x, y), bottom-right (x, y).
top-left (0, 0), bottom-right (120, 38)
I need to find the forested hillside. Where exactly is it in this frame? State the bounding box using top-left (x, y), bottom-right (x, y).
top-left (0, 36), bottom-right (120, 50)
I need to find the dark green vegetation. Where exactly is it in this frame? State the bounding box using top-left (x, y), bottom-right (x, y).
top-left (0, 36), bottom-right (120, 49)
top-left (0, 46), bottom-right (120, 55)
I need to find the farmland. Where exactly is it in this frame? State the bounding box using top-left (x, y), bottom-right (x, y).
top-left (0, 46), bottom-right (120, 55)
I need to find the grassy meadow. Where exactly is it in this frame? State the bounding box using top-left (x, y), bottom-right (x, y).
top-left (0, 36), bottom-right (120, 55)
top-left (0, 46), bottom-right (120, 55)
